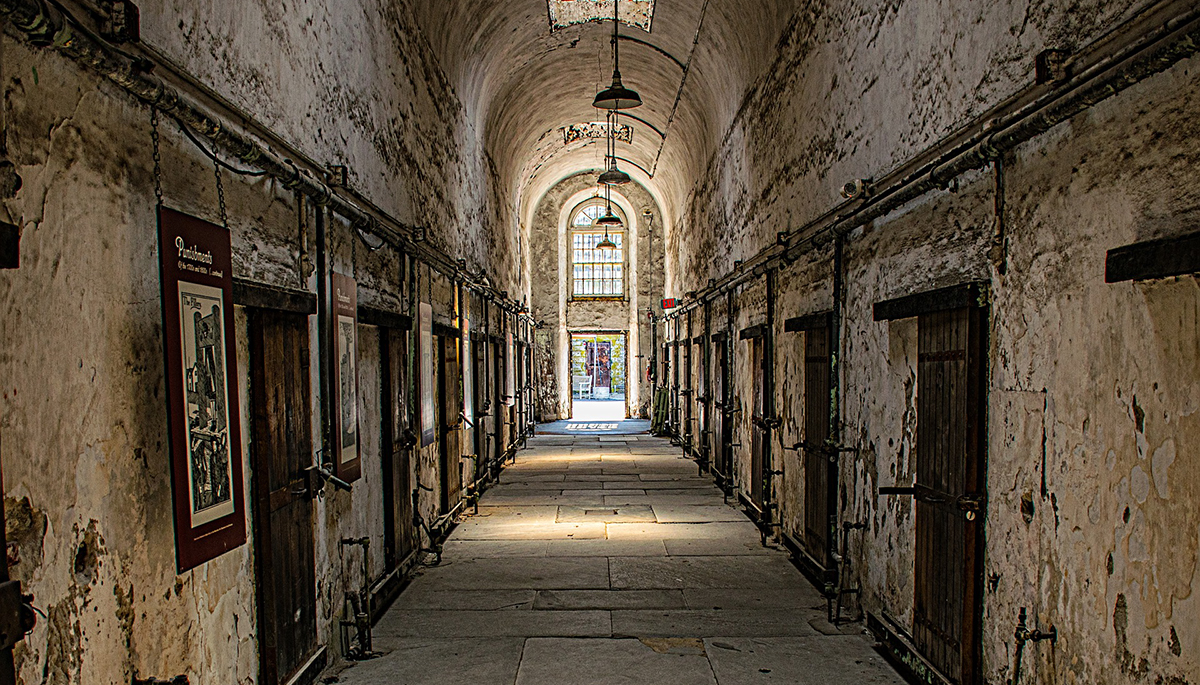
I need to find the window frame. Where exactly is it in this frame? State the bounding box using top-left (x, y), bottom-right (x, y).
top-left (569, 201), bottom-right (627, 301)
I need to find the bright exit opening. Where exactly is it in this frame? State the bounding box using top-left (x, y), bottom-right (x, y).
top-left (569, 332), bottom-right (627, 421)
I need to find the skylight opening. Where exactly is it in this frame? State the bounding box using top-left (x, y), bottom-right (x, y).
top-left (547, 0), bottom-right (655, 33)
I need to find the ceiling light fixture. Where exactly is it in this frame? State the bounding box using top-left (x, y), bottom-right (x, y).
top-left (592, 0), bottom-right (642, 110)
top-left (595, 182), bottom-right (622, 250)
top-left (598, 111), bottom-right (631, 186)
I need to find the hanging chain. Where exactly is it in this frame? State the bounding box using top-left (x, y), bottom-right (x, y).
top-left (214, 159), bottom-right (229, 230)
top-left (150, 106), bottom-right (164, 206)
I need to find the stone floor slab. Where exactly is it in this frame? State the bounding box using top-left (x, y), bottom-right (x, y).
top-left (534, 589), bottom-right (687, 610)
top-left (375, 609), bottom-right (611, 639)
top-left (703, 637), bottom-right (908, 684)
top-left (415, 557), bottom-right (610, 590)
top-left (514, 638), bottom-right (717, 685)
top-left (612, 609), bottom-right (823, 638)
top-left (335, 638), bottom-right (525, 685)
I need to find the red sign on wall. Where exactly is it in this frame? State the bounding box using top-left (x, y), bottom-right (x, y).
top-left (158, 207), bottom-right (246, 572)
top-left (661, 298), bottom-right (678, 309)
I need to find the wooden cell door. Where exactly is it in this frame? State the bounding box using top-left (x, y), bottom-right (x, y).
top-left (493, 341), bottom-right (505, 462)
top-left (249, 310), bottom-right (318, 685)
top-left (803, 323), bottom-right (834, 567)
top-left (913, 306), bottom-right (987, 684)
top-left (380, 328), bottom-right (414, 570)
top-left (473, 338), bottom-right (489, 473)
top-left (749, 336), bottom-right (767, 510)
top-left (712, 338), bottom-right (730, 480)
top-left (438, 335), bottom-right (462, 514)
top-left (683, 337), bottom-right (693, 451)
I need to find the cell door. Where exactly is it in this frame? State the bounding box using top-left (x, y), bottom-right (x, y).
top-left (712, 338), bottom-right (730, 480)
top-left (683, 337), bottom-right (693, 452)
top-left (803, 323), bottom-right (834, 566)
top-left (749, 336), bottom-right (767, 510)
top-left (381, 328), bottom-right (414, 569)
top-left (438, 335), bottom-right (462, 514)
top-left (913, 306), bottom-right (987, 684)
top-left (493, 341), bottom-right (505, 462)
top-left (473, 339), bottom-right (488, 472)
top-left (249, 310), bottom-right (317, 685)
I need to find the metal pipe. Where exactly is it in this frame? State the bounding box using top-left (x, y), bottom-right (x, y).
top-left (315, 204), bottom-right (332, 468)
top-left (763, 269), bottom-right (776, 512)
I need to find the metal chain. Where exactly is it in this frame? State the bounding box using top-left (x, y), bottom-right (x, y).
top-left (214, 160), bottom-right (228, 230)
top-left (150, 106), bottom-right (163, 206)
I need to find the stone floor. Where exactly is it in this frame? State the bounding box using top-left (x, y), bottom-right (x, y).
top-left (333, 431), bottom-right (907, 684)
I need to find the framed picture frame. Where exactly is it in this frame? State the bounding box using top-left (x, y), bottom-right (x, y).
top-left (505, 328), bottom-right (516, 407)
top-left (419, 302), bottom-right (436, 447)
top-left (158, 207), bottom-right (246, 572)
top-left (331, 273), bottom-right (361, 482)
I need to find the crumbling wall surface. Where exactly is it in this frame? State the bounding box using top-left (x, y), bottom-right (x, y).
top-left (667, 1), bottom-right (1199, 684)
top-left (982, 59), bottom-right (1200, 685)
top-left (0, 2), bottom-right (508, 683)
top-left (140, 0), bottom-right (514, 284)
top-left (669, 0), bottom-right (1153, 297)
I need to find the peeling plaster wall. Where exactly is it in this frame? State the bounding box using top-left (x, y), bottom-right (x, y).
top-left (0, 0), bottom-right (513, 682)
top-left (669, 2), bottom-right (1200, 684)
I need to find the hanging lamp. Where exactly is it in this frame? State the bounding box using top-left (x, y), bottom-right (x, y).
top-left (595, 183), bottom-right (621, 250)
top-left (598, 111), bottom-right (632, 186)
top-left (592, 0), bottom-right (642, 110)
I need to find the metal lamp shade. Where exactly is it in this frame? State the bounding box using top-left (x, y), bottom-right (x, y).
top-left (598, 163), bottom-right (631, 186)
top-left (597, 210), bottom-right (624, 228)
top-left (593, 70), bottom-right (642, 110)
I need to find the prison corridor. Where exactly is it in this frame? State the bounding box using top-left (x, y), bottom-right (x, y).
top-left (335, 428), bottom-right (906, 684)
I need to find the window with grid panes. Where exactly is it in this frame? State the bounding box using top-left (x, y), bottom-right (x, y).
top-left (571, 204), bottom-right (625, 298)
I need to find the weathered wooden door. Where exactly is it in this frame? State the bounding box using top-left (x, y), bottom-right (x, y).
top-left (712, 337), bottom-right (730, 480)
top-left (493, 341), bottom-right (505, 461)
top-left (380, 327), bottom-right (414, 569)
top-left (749, 336), bottom-right (767, 510)
top-left (438, 335), bottom-right (462, 514)
top-left (683, 334), bottom-right (693, 451)
top-left (914, 306), bottom-right (987, 684)
top-left (249, 310), bottom-right (318, 685)
top-left (473, 337), bottom-right (489, 472)
top-left (803, 323), bottom-right (834, 566)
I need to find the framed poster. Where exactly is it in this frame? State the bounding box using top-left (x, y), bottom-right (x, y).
top-left (419, 302), bottom-right (436, 447)
top-left (505, 328), bottom-right (516, 407)
top-left (331, 273), bottom-right (361, 482)
top-left (158, 207), bottom-right (246, 572)
top-left (461, 311), bottom-right (473, 427)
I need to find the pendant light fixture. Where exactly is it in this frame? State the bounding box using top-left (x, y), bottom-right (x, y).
top-left (592, 0), bottom-right (642, 110)
top-left (598, 110), bottom-right (632, 186)
top-left (595, 182), bottom-right (621, 251)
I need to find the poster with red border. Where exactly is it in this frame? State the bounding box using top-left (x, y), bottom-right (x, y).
top-left (331, 273), bottom-right (361, 482)
top-left (419, 302), bottom-right (436, 447)
top-left (158, 207), bottom-right (246, 572)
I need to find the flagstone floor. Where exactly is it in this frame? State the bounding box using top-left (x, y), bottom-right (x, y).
top-left (332, 429), bottom-right (907, 684)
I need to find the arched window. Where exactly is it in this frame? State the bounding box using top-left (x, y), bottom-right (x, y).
top-left (570, 201), bottom-right (626, 298)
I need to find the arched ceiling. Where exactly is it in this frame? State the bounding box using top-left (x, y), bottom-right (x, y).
top-left (409, 0), bottom-right (793, 233)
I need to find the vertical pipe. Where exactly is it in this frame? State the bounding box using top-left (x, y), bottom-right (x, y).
top-left (829, 237), bottom-right (845, 561)
top-left (764, 269), bottom-right (776, 516)
top-left (316, 205), bottom-right (332, 465)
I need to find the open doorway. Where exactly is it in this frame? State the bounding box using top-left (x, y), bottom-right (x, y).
top-left (569, 331), bottom-right (627, 421)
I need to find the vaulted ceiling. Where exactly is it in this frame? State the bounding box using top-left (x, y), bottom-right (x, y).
top-left (409, 0), bottom-right (793, 231)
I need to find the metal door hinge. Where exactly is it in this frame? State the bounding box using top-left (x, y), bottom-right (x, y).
top-left (0, 580), bottom-right (36, 650)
